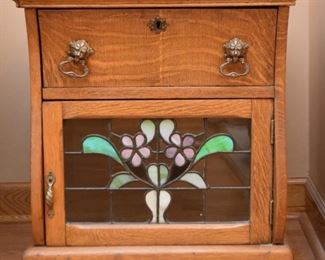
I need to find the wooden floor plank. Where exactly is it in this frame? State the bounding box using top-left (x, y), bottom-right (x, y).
top-left (285, 218), bottom-right (316, 260)
top-left (0, 223), bottom-right (32, 260)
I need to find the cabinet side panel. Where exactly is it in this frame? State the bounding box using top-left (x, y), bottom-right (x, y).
top-left (43, 103), bottom-right (66, 245)
top-left (250, 99), bottom-right (273, 243)
top-left (25, 8), bottom-right (44, 245)
top-left (273, 6), bottom-right (290, 244)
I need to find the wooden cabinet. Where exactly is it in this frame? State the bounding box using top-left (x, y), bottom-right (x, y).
top-left (15, 0), bottom-right (295, 258)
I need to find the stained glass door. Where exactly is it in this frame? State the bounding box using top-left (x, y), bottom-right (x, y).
top-left (42, 100), bottom-right (273, 246)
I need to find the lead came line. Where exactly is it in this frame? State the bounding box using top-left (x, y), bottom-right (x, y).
top-left (65, 186), bottom-right (251, 191)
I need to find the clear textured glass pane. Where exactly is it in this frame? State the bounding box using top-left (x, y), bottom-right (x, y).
top-left (204, 153), bottom-right (250, 187)
top-left (207, 118), bottom-right (251, 150)
top-left (165, 190), bottom-right (204, 222)
top-left (64, 118), bottom-right (251, 223)
top-left (65, 154), bottom-right (112, 187)
top-left (65, 190), bottom-right (110, 222)
top-left (112, 190), bottom-right (151, 223)
top-left (64, 119), bottom-right (111, 151)
top-left (206, 190), bottom-right (250, 222)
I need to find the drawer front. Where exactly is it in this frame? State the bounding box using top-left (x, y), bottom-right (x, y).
top-left (39, 9), bottom-right (277, 88)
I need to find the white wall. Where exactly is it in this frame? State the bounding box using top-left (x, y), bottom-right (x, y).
top-left (286, 1), bottom-right (310, 178)
top-left (0, 1), bottom-right (311, 182)
top-left (309, 0), bottom-right (325, 200)
top-left (0, 1), bottom-right (29, 182)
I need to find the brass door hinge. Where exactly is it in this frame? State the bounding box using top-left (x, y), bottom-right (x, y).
top-left (269, 199), bottom-right (274, 226)
top-left (270, 119), bottom-right (275, 145)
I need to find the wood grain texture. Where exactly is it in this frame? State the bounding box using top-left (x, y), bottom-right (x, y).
top-left (42, 103), bottom-right (66, 246)
top-left (66, 223), bottom-right (249, 246)
top-left (25, 9), bottom-right (45, 246)
top-left (159, 8), bottom-right (276, 87)
top-left (250, 99), bottom-right (273, 243)
top-left (15, 0), bottom-right (296, 8)
top-left (23, 244), bottom-right (293, 260)
top-left (39, 9), bottom-right (277, 88)
top-left (43, 86), bottom-right (275, 100)
top-left (0, 183), bottom-right (30, 223)
top-left (287, 178), bottom-right (306, 213)
top-left (286, 216), bottom-right (317, 260)
top-left (273, 7), bottom-right (290, 244)
top-left (61, 100), bottom-right (252, 119)
top-left (6, 219), bottom-right (310, 260)
top-left (0, 223), bottom-right (33, 260)
top-left (2, 219), bottom-right (316, 260)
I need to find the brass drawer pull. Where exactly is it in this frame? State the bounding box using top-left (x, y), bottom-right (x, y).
top-left (148, 17), bottom-right (168, 33)
top-left (45, 172), bottom-right (56, 218)
top-left (219, 37), bottom-right (250, 78)
top-left (59, 40), bottom-right (94, 78)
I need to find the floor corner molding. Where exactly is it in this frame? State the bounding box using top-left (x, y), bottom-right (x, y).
top-left (306, 177), bottom-right (325, 219)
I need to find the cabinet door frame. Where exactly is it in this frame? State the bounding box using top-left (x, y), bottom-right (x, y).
top-left (42, 99), bottom-right (273, 246)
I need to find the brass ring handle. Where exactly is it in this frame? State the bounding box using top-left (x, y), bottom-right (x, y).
top-left (45, 172), bottom-right (56, 218)
top-left (219, 38), bottom-right (250, 78)
top-left (220, 58), bottom-right (250, 78)
top-left (59, 59), bottom-right (90, 78)
top-left (58, 40), bottom-right (94, 78)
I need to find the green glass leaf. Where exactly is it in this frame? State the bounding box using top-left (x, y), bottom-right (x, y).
top-left (148, 165), bottom-right (158, 186)
top-left (148, 164), bottom-right (169, 187)
top-left (140, 120), bottom-right (155, 143)
top-left (194, 135), bottom-right (234, 163)
top-left (110, 173), bottom-right (136, 189)
top-left (179, 172), bottom-right (207, 189)
top-left (82, 136), bottom-right (122, 164)
top-left (159, 165), bottom-right (169, 185)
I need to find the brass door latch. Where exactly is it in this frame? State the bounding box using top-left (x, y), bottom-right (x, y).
top-left (45, 172), bottom-right (56, 218)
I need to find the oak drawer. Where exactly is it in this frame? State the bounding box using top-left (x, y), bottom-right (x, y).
top-left (39, 8), bottom-right (277, 88)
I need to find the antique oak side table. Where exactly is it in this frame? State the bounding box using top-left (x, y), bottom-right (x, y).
top-left (13, 0), bottom-right (295, 258)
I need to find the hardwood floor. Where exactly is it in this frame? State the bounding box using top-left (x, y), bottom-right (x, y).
top-left (286, 217), bottom-right (317, 260)
top-left (0, 223), bottom-right (32, 260)
top-left (0, 218), bottom-right (319, 260)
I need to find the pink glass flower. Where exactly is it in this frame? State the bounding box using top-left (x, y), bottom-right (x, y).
top-left (165, 133), bottom-right (195, 167)
top-left (120, 134), bottom-right (151, 167)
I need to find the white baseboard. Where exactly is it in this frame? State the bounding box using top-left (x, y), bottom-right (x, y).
top-left (299, 213), bottom-right (325, 260)
top-left (287, 177), bottom-right (307, 184)
top-left (306, 176), bottom-right (325, 219)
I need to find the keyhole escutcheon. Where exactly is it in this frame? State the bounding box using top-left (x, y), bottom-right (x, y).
top-left (148, 17), bottom-right (168, 33)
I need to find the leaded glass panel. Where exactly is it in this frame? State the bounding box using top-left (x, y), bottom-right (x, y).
top-left (64, 118), bottom-right (251, 223)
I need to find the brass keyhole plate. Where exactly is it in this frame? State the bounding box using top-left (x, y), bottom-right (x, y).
top-left (148, 17), bottom-right (168, 33)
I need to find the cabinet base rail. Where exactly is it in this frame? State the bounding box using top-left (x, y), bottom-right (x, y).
top-left (24, 244), bottom-right (293, 259)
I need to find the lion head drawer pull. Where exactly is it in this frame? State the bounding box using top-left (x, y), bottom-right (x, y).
top-left (219, 38), bottom-right (250, 78)
top-left (59, 40), bottom-right (94, 78)
top-left (148, 17), bottom-right (168, 33)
